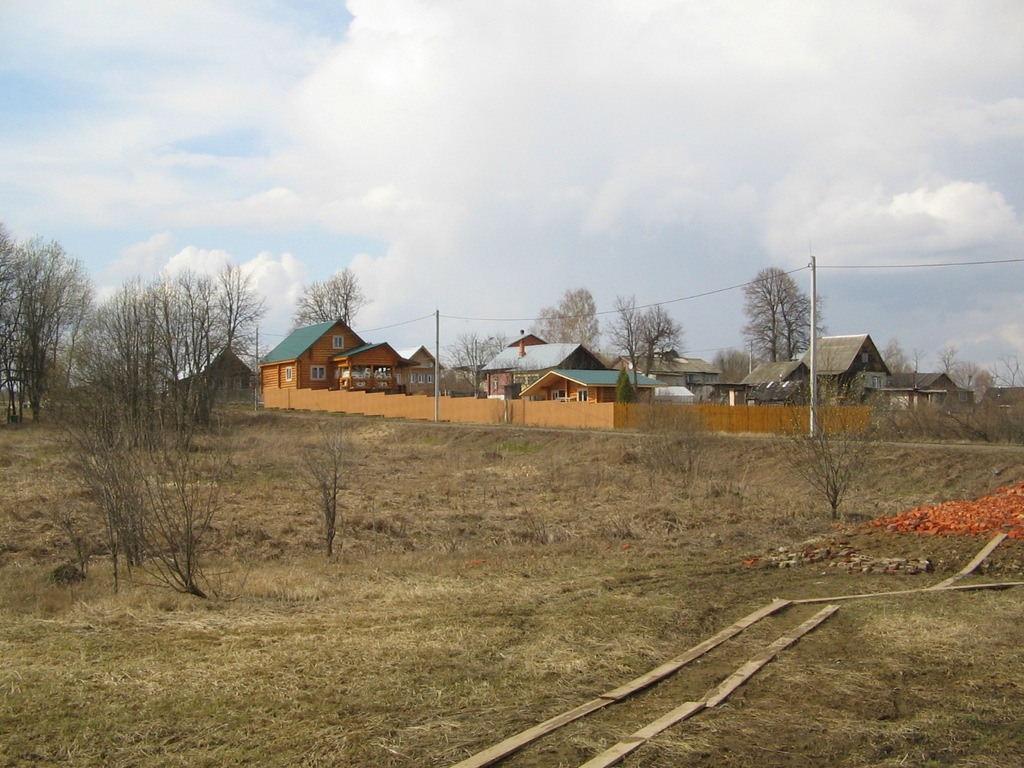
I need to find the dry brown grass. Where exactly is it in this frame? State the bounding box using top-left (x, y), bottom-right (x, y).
top-left (1, 408), bottom-right (1023, 767)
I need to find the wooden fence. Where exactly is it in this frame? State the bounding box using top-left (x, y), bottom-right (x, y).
top-left (262, 388), bottom-right (871, 435)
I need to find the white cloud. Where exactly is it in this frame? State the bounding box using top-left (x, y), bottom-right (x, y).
top-left (3, 0), bottom-right (1024, 367)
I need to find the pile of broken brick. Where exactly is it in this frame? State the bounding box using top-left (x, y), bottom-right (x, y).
top-left (743, 539), bottom-right (933, 575)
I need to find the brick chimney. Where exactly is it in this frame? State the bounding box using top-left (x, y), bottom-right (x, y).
top-left (519, 330), bottom-right (526, 357)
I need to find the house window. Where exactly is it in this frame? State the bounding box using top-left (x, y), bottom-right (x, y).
top-left (577, 390), bottom-right (588, 402)
top-left (871, 375), bottom-right (881, 389)
top-left (311, 365), bottom-right (326, 381)
top-left (552, 389), bottom-right (566, 400)
top-left (426, 373), bottom-right (433, 384)
top-left (861, 352), bottom-right (869, 363)
top-left (333, 336), bottom-right (345, 349)
top-left (284, 367), bottom-right (293, 382)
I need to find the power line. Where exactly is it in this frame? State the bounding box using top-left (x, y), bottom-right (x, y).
top-left (820, 256), bottom-right (1024, 269)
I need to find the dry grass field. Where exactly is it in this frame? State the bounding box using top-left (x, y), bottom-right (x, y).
top-left (1, 408), bottom-right (1023, 767)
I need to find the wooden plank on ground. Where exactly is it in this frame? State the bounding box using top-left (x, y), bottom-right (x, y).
top-left (601, 598), bottom-right (791, 700)
top-left (446, 598), bottom-right (790, 768)
top-left (928, 533), bottom-right (1008, 590)
top-left (792, 579), bottom-right (1024, 605)
top-left (577, 605), bottom-right (840, 768)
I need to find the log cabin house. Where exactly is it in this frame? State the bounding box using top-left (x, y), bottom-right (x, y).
top-left (260, 320), bottom-right (414, 395)
top-left (519, 369), bottom-right (662, 403)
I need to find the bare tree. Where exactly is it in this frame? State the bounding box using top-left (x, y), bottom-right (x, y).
top-left (937, 344), bottom-right (960, 376)
top-left (993, 353), bottom-right (1024, 387)
top-left (292, 268), bottom-right (368, 329)
top-left (607, 296), bottom-right (683, 379)
top-left (4, 237), bottom-right (92, 421)
top-left (638, 304), bottom-right (683, 375)
top-left (445, 332), bottom-right (506, 396)
top-left (782, 389), bottom-right (875, 520)
top-left (138, 437), bottom-right (226, 598)
top-left (532, 288), bottom-right (600, 348)
top-left (742, 267), bottom-right (818, 363)
top-left (713, 347), bottom-right (752, 382)
top-left (302, 419), bottom-right (348, 558)
top-left (607, 296), bottom-right (644, 384)
top-left (217, 263), bottom-right (265, 357)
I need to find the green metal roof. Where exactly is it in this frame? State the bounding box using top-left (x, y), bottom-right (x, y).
top-left (520, 370), bottom-right (663, 399)
top-left (261, 321), bottom-right (336, 363)
top-left (533, 368), bottom-right (662, 389)
top-left (331, 342), bottom-right (388, 359)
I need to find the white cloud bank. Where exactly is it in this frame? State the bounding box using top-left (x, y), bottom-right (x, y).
top-left (2, 0), bottom-right (1024, 367)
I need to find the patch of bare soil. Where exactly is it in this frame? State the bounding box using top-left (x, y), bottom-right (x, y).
top-left (1, 410), bottom-right (1022, 767)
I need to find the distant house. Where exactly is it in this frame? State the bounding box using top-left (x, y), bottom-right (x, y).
top-left (982, 387), bottom-right (1024, 408)
top-left (207, 347), bottom-right (256, 403)
top-left (260, 320), bottom-right (414, 394)
top-left (519, 369), bottom-right (662, 403)
top-left (397, 346), bottom-right (439, 395)
top-left (881, 372), bottom-right (972, 409)
top-left (740, 360), bottom-right (809, 405)
top-left (616, 350), bottom-right (721, 402)
top-left (482, 335), bottom-right (607, 399)
top-left (801, 334), bottom-right (890, 400)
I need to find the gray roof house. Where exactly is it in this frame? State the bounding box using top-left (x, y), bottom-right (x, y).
top-left (482, 337), bottom-right (607, 399)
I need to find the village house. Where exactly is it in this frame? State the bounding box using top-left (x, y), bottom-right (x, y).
top-left (482, 334), bottom-right (607, 399)
top-left (519, 368), bottom-right (661, 403)
top-left (615, 350), bottom-right (721, 402)
top-left (880, 372), bottom-right (972, 409)
top-left (260, 320), bottom-right (415, 395)
top-left (737, 334), bottom-right (890, 405)
top-left (396, 346), bottom-right (440, 395)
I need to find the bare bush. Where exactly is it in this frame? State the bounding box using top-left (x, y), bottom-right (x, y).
top-left (781, 401), bottom-right (875, 520)
top-left (302, 418), bottom-right (348, 558)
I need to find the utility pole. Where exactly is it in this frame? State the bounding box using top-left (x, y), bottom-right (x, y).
top-left (809, 253), bottom-right (818, 435)
top-left (254, 326), bottom-right (260, 412)
top-left (434, 309), bottom-right (440, 424)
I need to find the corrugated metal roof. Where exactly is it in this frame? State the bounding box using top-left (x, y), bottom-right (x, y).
top-left (261, 321), bottom-right (337, 363)
top-left (482, 343), bottom-right (589, 371)
top-left (331, 342), bottom-right (388, 358)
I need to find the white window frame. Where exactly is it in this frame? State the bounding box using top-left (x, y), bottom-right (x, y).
top-left (311, 365), bottom-right (326, 381)
top-left (333, 335), bottom-right (345, 349)
top-left (577, 389), bottom-right (588, 402)
top-left (284, 366), bottom-right (293, 382)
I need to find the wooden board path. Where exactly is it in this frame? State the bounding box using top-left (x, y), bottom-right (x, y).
top-left (928, 532), bottom-right (1007, 590)
top-left (577, 605), bottom-right (840, 768)
top-left (446, 598), bottom-right (790, 768)
top-left (446, 535), bottom-right (1019, 768)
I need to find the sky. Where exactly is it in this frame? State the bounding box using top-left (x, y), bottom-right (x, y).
top-left (2, 1), bottom-right (1023, 373)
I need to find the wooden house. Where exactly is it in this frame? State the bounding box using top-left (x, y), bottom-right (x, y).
top-left (881, 372), bottom-right (972, 409)
top-left (616, 350), bottom-right (721, 402)
top-left (397, 346), bottom-right (440, 395)
top-left (482, 336), bottom-right (607, 399)
top-left (206, 347), bottom-right (256, 403)
top-left (740, 359), bottom-right (809, 405)
top-left (801, 334), bottom-right (890, 400)
top-left (260, 321), bottom-right (413, 395)
top-left (519, 369), bottom-right (662, 403)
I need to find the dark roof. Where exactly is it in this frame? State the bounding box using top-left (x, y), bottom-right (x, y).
top-left (261, 321), bottom-right (337, 364)
top-left (886, 372), bottom-right (958, 390)
top-left (800, 334), bottom-right (869, 375)
top-left (740, 359), bottom-right (806, 386)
